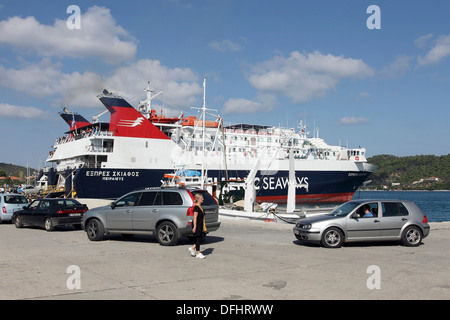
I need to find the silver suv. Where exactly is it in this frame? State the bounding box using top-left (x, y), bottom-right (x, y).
top-left (81, 187), bottom-right (221, 246)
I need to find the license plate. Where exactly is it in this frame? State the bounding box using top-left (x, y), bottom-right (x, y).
top-left (69, 213), bottom-right (81, 217)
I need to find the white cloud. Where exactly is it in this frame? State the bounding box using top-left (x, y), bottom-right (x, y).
top-left (358, 92), bottom-right (371, 99)
top-left (209, 39), bottom-right (243, 52)
top-left (103, 59), bottom-right (202, 110)
top-left (414, 33), bottom-right (434, 49)
top-left (223, 98), bottom-right (263, 114)
top-left (0, 103), bottom-right (47, 118)
top-left (417, 34), bottom-right (450, 66)
top-left (338, 116), bottom-right (370, 125)
top-left (380, 55), bottom-right (413, 78)
top-left (248, 51), bottom-right (374, 103)
top-left (0, 58), bottom-right (202, 111)
top-left (222, 93), bottom-right (277, 115)
top-left (0, 6), bottom-right (137, 64)
top-left (0, 58), bottom-right (63, 98)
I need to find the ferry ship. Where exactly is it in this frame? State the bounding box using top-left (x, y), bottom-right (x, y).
top-left (38, 81), bottom-right (376, 203)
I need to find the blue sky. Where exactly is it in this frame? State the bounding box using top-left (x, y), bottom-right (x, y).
top-left (0, 0), bottom-right (449, 170)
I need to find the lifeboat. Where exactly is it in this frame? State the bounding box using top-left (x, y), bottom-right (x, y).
top-left (149, 109), bottom-right (180, 124)
top-left (181, 116), bottom-right (219, 128)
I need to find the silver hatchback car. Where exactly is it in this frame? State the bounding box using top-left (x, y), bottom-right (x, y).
top-left (293, 199), bottom-right (430, 248)
top-left (1, 193), bottom-right (29, 223)
top-left (81, 187), bottom-right (221, 246)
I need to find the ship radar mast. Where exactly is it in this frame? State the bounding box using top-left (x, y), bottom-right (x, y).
top-left (139, 81), bottom-right (163, 119)
top-left (191, 78), bottom-right (218, 188)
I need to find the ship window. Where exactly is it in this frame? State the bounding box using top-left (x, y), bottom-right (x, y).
top-left (103, 140), bottom-right (114, 152)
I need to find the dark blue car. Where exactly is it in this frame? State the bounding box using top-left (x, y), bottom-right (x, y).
top-left (13, 198), bottom-right (88, 231)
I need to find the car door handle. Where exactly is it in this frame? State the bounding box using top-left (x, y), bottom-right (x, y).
top-left (125, 209), bottom-right (131, 214)
top-left (402, 218), bottom-right (408, 221)
top-left (373, 220), bottom-right (380, 223)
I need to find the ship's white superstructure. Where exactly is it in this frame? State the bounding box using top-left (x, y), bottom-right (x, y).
top-left (40, 82), bottom-right (375, 202)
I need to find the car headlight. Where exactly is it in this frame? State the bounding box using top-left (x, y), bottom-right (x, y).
top-left (296, 223), bottom-right (311, 229)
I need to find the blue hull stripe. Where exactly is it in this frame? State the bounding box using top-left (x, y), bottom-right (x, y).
top-left (73, 168), bottom-right (370, 201)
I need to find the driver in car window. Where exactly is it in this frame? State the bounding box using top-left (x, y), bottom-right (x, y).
top-left (362, 205), bottom-right (373, 217)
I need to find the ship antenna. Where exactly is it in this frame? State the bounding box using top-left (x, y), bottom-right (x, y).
top-left (143, 81), bottom-right (163, 119)
top-left (191, 78), bottom-right (218, 188)
top-left (201, 78), bottom-right (206, 188)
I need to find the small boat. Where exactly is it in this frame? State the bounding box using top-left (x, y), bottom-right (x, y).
top-left (162, 169), bottom-right (203, 187)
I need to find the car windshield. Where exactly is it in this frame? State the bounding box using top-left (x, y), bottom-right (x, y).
top-left (328, 202), bottom-right (360, 217)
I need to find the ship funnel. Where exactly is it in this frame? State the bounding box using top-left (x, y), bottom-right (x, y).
top-left (98, 93), bottom-right (169, 140)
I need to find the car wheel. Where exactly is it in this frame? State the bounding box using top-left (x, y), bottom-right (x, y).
top-left (156, 221), bottom-right (179, 246)
top-left (401, 226), bottom-right (422, 247)
top-left (14, 216), bottom-right (23, 228)
top-left (321, 227), bottom-right (344, 248)
top-left (44, 217), bottom-right (54, 231)
top-left (86, 219), bottom-right (104, 241)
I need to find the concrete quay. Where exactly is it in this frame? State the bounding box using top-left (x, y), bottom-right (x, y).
top-left (0, 209), bottom-right (449, 300)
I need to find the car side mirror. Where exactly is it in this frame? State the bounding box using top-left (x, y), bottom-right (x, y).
top-left (110, 202), bottom-right (116, 209)
top-left (352, 212), bottom-right (360, 219)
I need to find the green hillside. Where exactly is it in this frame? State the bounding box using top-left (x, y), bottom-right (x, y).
top-left (365, 154), bottom-right (450, 190)
top-left (0, 163), bottom-right (38, 180)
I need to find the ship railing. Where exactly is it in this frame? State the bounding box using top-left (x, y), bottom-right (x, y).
top-left (86, 145), bottom-right (114, 153)
top-left (92, 130), bottom-right (114, 137)
top-left (83, 161), bottom-right (104, 169)
top-left (78, 130), bottom-right (113, 139)
top-left (53, 130), bottom-right (113, 147)
top-left (53, 135), bottom-right (74, 147)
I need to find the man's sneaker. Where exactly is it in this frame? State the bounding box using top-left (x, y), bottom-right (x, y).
top-left (189, 247), bottom-right (196, 257)
top-left (196, 253), bottom-right (206, 259)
